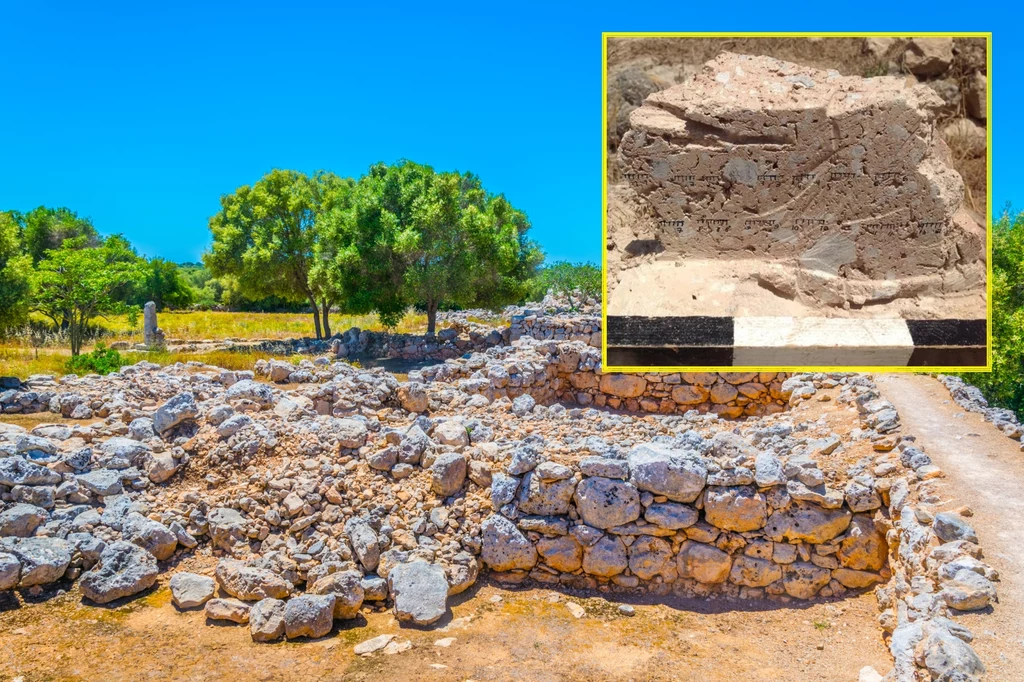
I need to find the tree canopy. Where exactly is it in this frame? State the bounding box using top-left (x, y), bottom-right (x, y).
top-left (205, 169), bottom-right (352, 338)
top-left (317, 160), bottom-right (542, 334)
top-left (0, 212), bottom-right (31, 328)
top-left (528, 261), bottom-right (601, 311)
top-left (30, 236), bottom-right (146, 355)
top-left (20, 206), bottom-right (101, 264)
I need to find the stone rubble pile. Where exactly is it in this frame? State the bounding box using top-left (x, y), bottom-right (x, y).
top-left (938, 374), bottom-right (1023, 445)
top-left (0, 346), bottom-right (998, 679)
top-left (415, 338), bottom-right (790, 417)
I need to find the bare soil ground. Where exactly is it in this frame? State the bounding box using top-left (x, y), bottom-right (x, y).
top-left (876, 373), bottom-right (1024, 681)
top-left (0, 579), bottom-right (889, 682)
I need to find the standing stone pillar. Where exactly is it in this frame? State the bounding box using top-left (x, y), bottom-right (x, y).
top-left (142, 301), bottom-right (166, 348)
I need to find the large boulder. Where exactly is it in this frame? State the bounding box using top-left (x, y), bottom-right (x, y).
top-left (250, 598), bottom-right (287, 642)
top-left (121, 513), bottom-right (177, 561)
top-left (310, 570), bottom-right (365, 619)
top-left (389, 561), bottom-right (449, 625)
top-left (765, 503), bottom-right (852, 544)
top-left (480, 514), bottom-right (537, 571)
top-left (225, 380), bottom-right (275, 408)
top-left (2, 536), bottom-right (72, 586)
top-left (536, 535), bottom-right (583, 573)
top-left (837, 516), bottom-right (888, 571)
top-left (0, 552), bottom-right (21, 590)
top-left (941, 569), bottom-right (997, 611)
top-left (598, 374), bottom-right (647, 398)
top-left (0, 457), bottom-right (61, 487)
top-left (677, 541), bottom-right (732, 584)
top-left (729, 556), bottom-right (782, 588)
top-left (430, 452), bottom-right (467, 497)
top-left (215, 559), bottom-right (292, 601)
top-left (627, 443), bottom-right (707, 502)
top-left (582, 535), bottom-right (628, 577)
top-left (782, 562), bottom-right (832, 599)
top-left (703, 486), bottom-right (767, 532)
top-left (0, 503), bottom-right (47, 538)
top-left (207, 507), bottom-right (249, 553)
top-left (628, 536), bottom-right (674, 580)
top-left (153, 392), bottom-right (198, 433)
top-left (517, 471), bottom-right (577, 516)
top-left (572, 477), bottom-right (640, 529)
top-left (284, 594), bottom-right (336, 639)
top-left (169, 572), bottom-right (216, 609)
top-left (644, 502), bottom-right (698, 529)
top-left (333, 418), bottom-right (369, 449)
top-left (80, 541), bottom-right (158, 604)
top-left (345, 517), bottom-right (380, 572)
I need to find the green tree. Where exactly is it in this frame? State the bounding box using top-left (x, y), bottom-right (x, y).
top-left (959, 210), bottom-right (1024, 413)
top-left (31, 237), bottom-right (146, 355)
top-left (0, 212), bottom-right (31, 328)
top-left (21, 206), bottom-right (100, 264)
top-left (205, 169), bottom-right (348, 338)
top-left (132, 258), bottom-right (195, 310)
top-left (529, 261), bottom-right (602, 311)
top-left (320, 161), bottom-right (541, 334)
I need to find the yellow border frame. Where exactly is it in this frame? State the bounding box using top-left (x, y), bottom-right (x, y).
top-left (601, 31), bottom-right (993, 374)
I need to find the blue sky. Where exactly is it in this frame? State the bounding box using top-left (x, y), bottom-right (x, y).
top-left (0, 2), bottom-right (1013, 264)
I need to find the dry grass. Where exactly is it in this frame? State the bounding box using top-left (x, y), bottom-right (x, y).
top-left (88, 309), bottom-right (429, 343)
top-left (0, 309), bottom-right (432, 379)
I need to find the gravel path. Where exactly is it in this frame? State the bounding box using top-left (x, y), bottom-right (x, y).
top-left (876, 373), bottom-right (1024, 681)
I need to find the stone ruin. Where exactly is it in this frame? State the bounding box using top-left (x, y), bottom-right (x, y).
top-left (610, 53), bottom-right (986, 316)
top-left (0, 338), bottom-right (999, 681)
top-left (141, 301), bottom-right (165, 350)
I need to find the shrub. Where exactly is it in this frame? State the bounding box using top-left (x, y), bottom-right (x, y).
top-left (65, 343), bottom-right (124, 375)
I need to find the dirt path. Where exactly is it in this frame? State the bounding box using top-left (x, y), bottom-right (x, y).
top-left (0, 581), bottom-right (889, 682)
top-left (876, 373), bottom-right (1024, 681)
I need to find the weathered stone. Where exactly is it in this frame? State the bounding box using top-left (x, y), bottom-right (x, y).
top-left (285, 594), bottom-right (336, 639)
top-left (729, 555), bottom-right (782, 588)
top-left (644, 502), bottom-right (698, 529)
top-left (3, 536), bottom-right (72, 586)
top-left (434, 420), bottom-right (469, 447)
top-left (249, 598), bottom-right (287, 642)
top-left (122, 513), bottom-right (177, 560)
top-left (170, 572), bottom-right (216, 608)
top-left (579, 456), bottom-right (629, 480)
top-left (0, 552), bottom-right (20, 591)
top-left (481, 514), bottom-right (537, 571)
top-left (837, 516), bottom-right (888, 571)
top-left (536, 535), bottom-right (583, 572)
top-left (627, 536), bottom-right (674, 580)
top-left (215, 559), bottom-right (292, 601)
top-left (80, 541), bottom-right (158, 604)
top-left (677, 541), bottom-right (732, 584)
top-left (582, 535), bottom-right (628, 577)
top-left (941, 569), bottom-right (997, 611)
top-left (704, 486), bottom-right (767, 532)
top-left (832, 568), bottom-right (883, 589)
top-left (627, 443), bottom-right (707, 502)
top-left (599, 374), bottom-right (647, 398)
top-left (517, 471), bottom-right (576, 516)
top-left (933, 512), bottom-right (978, 544)
top-left (0, 503), bottom-right (47, 538)
top-left (904, 37), bottom-right (954, 76)
top-left (573, 477), bottom-right (640, 529)
top-left (389, 561), bottom-right (449, 625)
top-left (397, 383), bottom-right (428, 413)
top-left (0, 457), bottom-right (61, 487)
top-left (765, 503), bottom-right (852, 544)
top-left (309, 570), bottom-right (364, 619)
top-left (153, 392), bottom-right (198, 433)
top-left (431, 452), bottom-right (467, 497)
top-left (206, 598), bottom-right (251, 623)
top-left (781, 561), bottom-right (831, 599)
top-left (345, 517), bottom-right (380, 572)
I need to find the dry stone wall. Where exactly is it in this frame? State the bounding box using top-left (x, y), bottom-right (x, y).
top-left (477, 435), bottom-right (889, 601)
top-left (509, 314), bottom-right (601, 347)
top-left (417, 338), bottom-right (791, 418)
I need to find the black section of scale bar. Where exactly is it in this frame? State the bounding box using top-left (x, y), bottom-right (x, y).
top-left (906, 319), bottom-right (987, 347)
top-left (606, 316), bottom-right (734, 348)
top-left (605, 346), bottom-right (735, 368)
top-left (907, 346), bottom-right (987, 367)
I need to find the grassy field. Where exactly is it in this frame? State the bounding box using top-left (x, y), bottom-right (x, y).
top-left (0, 310), bottom-right (429, 379)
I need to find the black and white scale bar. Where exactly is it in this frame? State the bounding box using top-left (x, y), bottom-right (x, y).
top-left (607, 315), bottom-right (986, 367)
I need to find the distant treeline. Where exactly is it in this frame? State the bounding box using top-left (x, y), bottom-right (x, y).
top-left (0, 160), bottom-right (600, 353)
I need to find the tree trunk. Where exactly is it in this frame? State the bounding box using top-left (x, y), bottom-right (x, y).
top-left (70, 316), bottom-right (81, 356)
top-left (309, 297), bottom-right (322, 339)
top-left (321, 300), bottom-right (332, 338)
top-left (426, 300), bottom-right (438, 335)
